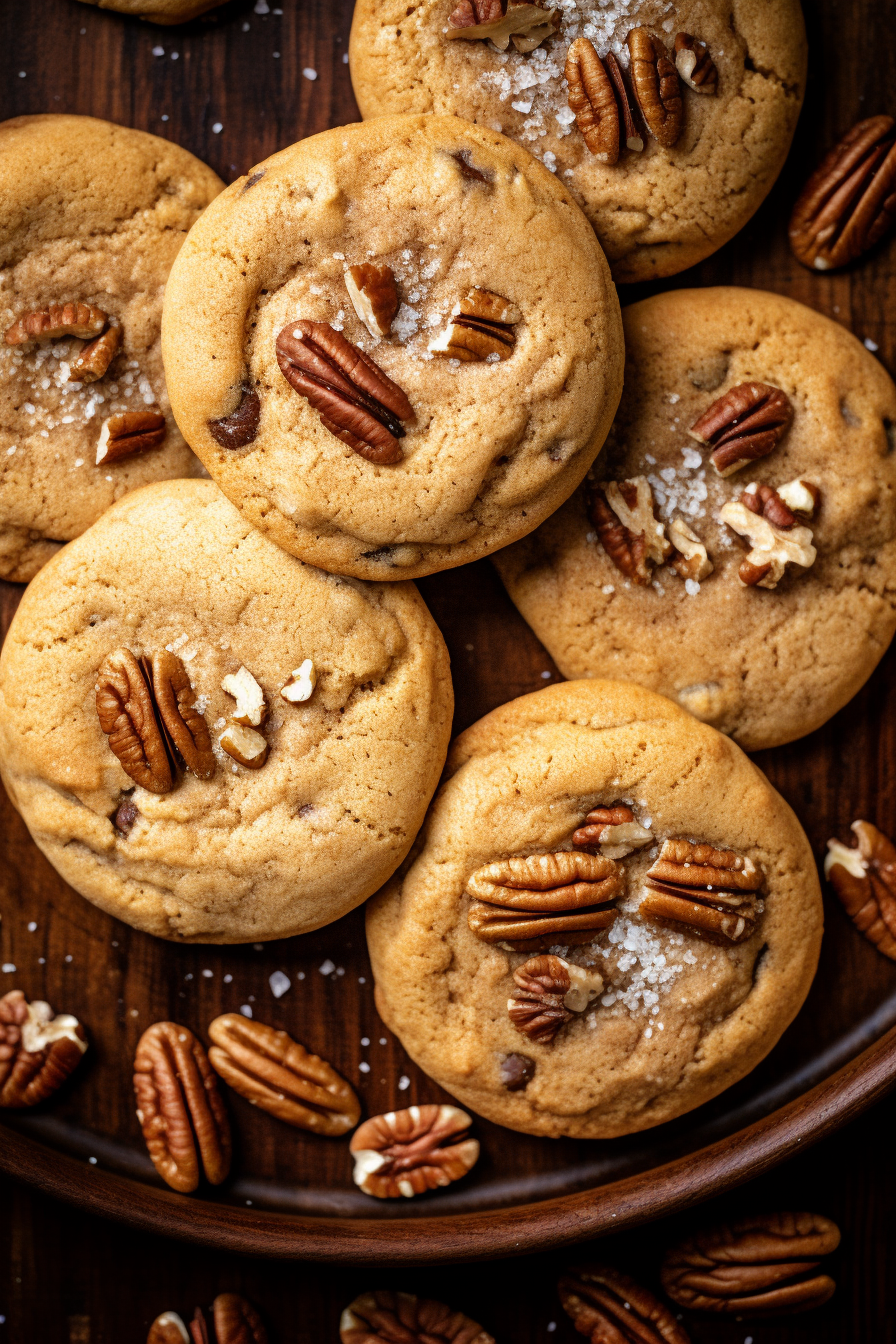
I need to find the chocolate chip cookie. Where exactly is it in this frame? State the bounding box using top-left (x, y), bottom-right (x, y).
top-left (366, 680), bottom-right (822, 1138)
top-left (0, 479), bottom-right (453, 943)
top-left (161, 114), bottom-right (623, 580)
top-left (0, 115), bottom-right (223, 582)
top-left (495, 287), bottom-right (896, 752)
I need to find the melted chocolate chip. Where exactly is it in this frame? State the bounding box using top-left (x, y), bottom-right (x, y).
top-left (500, 1053), bottom-right (536, 1091)
top-left (113, 798), bottom-right (139, 835)
top-left (241, 169), bottom-right (266, 193)
top-left (207, 386), bottom-right (261, 449)
top-left (452, 150), bottom-right (493, 183)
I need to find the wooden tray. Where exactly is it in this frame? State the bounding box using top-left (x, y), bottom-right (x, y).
top-left (3, 0), bottom-right (896, 1267)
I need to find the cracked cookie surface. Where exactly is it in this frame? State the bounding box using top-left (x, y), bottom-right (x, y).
top-left (349, 1), bottom-right (806, 283)
top-left (0, 479), bottom-right (453, 943)
top-left (161, 114), bottom-right (623, 581)
top-left (366, 680), bottom-right (822, 1138)
top-left (495, 288), bottom-right (896, 752)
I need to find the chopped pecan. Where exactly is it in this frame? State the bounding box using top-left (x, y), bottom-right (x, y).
top-left (96, 648), bottom-right (174, 794)
top-left (446, 2), bottom-right (559, 55)
top-left (825, 820), bottom-right (896, 960)
top-left (605, 53), bottom-right (645, 152)
top-left (340, 1291), bottom-right (494, 1344)
top-left (589, 478), bottom-right (671, 585)
top-left (720, 499), bottom-right (816, 589)
top-left (221, 666), bottom-right (267, 728)
top-left (279, 658), bottom-right (316, 703)
top-left (640, 838), bottom-right (763, 945)
top-left (133, 1022), bottom-right (231, 1194)
top-left (70, 325), bottom-right (120, 383)
top-left (560, 1264), bottom-right (691, 1344)
top-left (96, 410), bottom-right (166, 466)
top-left (668, 517), bottom-right (713, 582)
top-left (219, 720), bottom-right (269, 769)
top-left (276, 320), bottom-right (413, 466)
top-left (148, 1313), bottom-right (190, 1344)
top-left (345, 264), bottom-right (400, 339)
top-left (674, 33), bottom-right (718, 93)
top-left (350, 1104), bottom-right (479, 1199)
top-left (4, 301), bottom-right (107, 345)
top-left (790, 116), bottom-right (896, 270)
top-left (661, 1212), bottom-right (840, 1315)
top-left (565, 39), bottom-right (619, 164)
top-left (689, 382), bottom-right (794, 476)
top-left (207, 1013), bottom-right (360, 1136)
top-left (0, 989), bottom-right (87, 1108)
top-left (507, 954), bottom-right (603, 1044)
top-left (467, 850), bottom-right (622, 949)
top-left (572, 805), bottom-right (653, 860)
top-left (499, 1052), bottom-right (535, 1090)
top-left (739, 482), bottom-right (796, 529)
top-left (429, 287), bottom-right (520, 362)
top-left (207, 386), bottom-right (261, 450)
top-left (627, 28), bottom-right (683, 148)
top-left (777, 478), bottom-right (820, 517)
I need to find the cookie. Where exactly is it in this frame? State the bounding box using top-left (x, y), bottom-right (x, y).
top-left (349, 1), bottom-right (806, 283)
top-left (0, 479), bottom-right (453, 943)
top-left (366, 680), bottom-right (822, 1139)
top-left (161, 113), bottom-right (623, 581)
top-left (0, 115), bottom-right (223, 583)
top-left (496, 288), bottom-right (896, 752)
top-left (75, 0), bottom-right (225, 22)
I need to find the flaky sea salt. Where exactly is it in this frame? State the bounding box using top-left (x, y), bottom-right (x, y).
top-left (269, 971), bottom-right (291, 999)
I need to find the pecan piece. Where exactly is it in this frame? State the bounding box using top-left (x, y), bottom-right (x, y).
top-left (739, 482), bottom-right (797, 529)
top-left (790, 116), bottom-right (896, 270)
top-left (565, 39), bottom-right (619, 164)
top-left (70, 325), bottom-right (120, 383)
top-left (221, 666), bottom-right (267, 728)
top-left (133, 1022), bottom-right (232, 1193)
top-left (720, 498), bottom-right (815, 589)
top-left (345, 264), bottom-right (400, 339)
top-left (4, 301), bottom-right (107, 345)
top-left (640, 838), bottom-right (763, 945)
top-left (499, 1052), bottom-right (535, 1090)
top-left (467, 850), bottom-right (622, 949)
top-left (208, 386), bottom-right (261, 450)
top-left (219, 720), bottom-right (269, 769)
top-left (825, 820), bottom-right (896, 960)
top-left (661, 1212), bottom-right (840, 1315)
top-left (279, 658), bottom-right (316, 703)
top-left (508, 954), bottom-right (603, 1044)
top-left (341, 1291), bottom-right (494, 1344)
top-left (572, 804), bottom-right (653, 859)
top-left (446, 2), bottom-right (559, 55)
top-left (349, 1104), bottom-right (479, 1199)
top-left (689, 382), bottom-right (793, 476)
top-left (589, 477), bottom-right (671, 585)
top-left (0, 989), bottom-right (87, 1108)
top-left (674, 33), bottom-right (718, 93)
top-left (667, 516), bottom-right (713, 582)
top-left (627, 28), bottom-right (683, 149)
top-left (96, 647), bottom-right (174, 794)
top-left (148, 1313), bottom-right (190, 1344)
top-left (207, 1013), bottom-right (360, 1135)
top-left (560, 1264), bottom-right (691, 1344)
top-left (604, 53), bottom-right (645, 153)
top-left (777, 478), bottom-right (820, 517)
top-left (429, 287), bottom-right (520, 362)
top-left (276, 320), bottom-right (413, 466)
top-left (96, 410), bottom-right (166, 465)
top-left (210, 1295), bottom-right (268, 1344)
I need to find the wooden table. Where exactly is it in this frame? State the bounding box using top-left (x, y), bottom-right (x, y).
top-left (2, 0), bottom-right (896, 1337)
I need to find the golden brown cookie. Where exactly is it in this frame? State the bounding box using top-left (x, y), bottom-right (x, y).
top-left (75, 0), bottom-right (225, 22)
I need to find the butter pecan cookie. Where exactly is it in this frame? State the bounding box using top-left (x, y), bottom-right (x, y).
top-left (495, 288), bottom-right (896, 752)
top-left (366, 680), bottom-right (822, 1138)
top-left (161, 114), bottom-right (623, 580)
top-left (0, 115), bottom-right (223, 583)
top-left (0, 480), bottom-right (452, 942)
top-left (75, 0), bottom-right (225, 21)
top-left (349, 1), bottom-right (806, 283)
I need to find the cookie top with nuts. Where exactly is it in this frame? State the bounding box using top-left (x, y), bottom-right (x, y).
top-left (348, 1), bottom-right (806, 284)
top-left (0, 114), bottom-right (223, 582)
top-left (161, 114), bottom-right (623, 581)
top-left (365, 679), bottom-right (822, 1139)
top-left (496, 287), bottom-right (896, 751)
top-left (0, 479), bottom-right (452, 942)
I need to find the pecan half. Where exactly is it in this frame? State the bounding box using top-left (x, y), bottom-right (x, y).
top-left (211, 1295), bottom-right (268, 1344)
top-left (825, 820), bottom-right (896, 960)
top-left (0, 989), bottom-right (87, 1108)
top-left (572, 805), bottom-right (653, 859)
top-left (627, 28), bottom-right (683, 149)
top-left (276, 320), bottom-right (413, 466)
top-left (560, 1264), bottom-right (691, 1344)
top-left (133, 1022), bottom-right (232, 1193)
top-left (605, 53), bottom-right (645, 153)
top-left (207, 387), bottom-right (261, 450)
top-left (467, 851), bottom-right (623, 949)
top-left (674, 33), bottom-right (717, 93)
top-left (349, 1104), bottom-right (479, 1199)
top-left (148, 1313), bottom-right (190, 1344)
top-left (661, 1212), bottom-right (840, 1315)
top-left (508, 954), bottom-right (603, 1044)
top-left (207, 1013), bottom-right (360, 1135)
top-left (219, 720), bottom-right (269, 769)
top-left (446, 2), bottom-right (559, 55)
top-left (668, 517), bottom-right (713, 582)
top-left (4, 301), bottom-right (107, 345)
top-left (589, 477), bottom-right (671, 585)
top-left (566, 39), bottom-right (619, 164)
top-left (151, 649), bottom-right (216, 781)
top-left (345, 264), bottom-right (400, 339)
top-left (640, 839), bottom-right (763, 945)
top-left (341, 1291), bottom-right (494, 1344)
top-left (790, 116), bottom-right (896, 270)
top-left (689, 382), bottom-right (793, 476)
top-left (499, 1052), bottom-right (535, 1090)
top-left (429, 287), bottom-right (520, 362)
top-left (70, 325), bottom-right (120, 383)
top-left (96, 410), bottom-right (166, 465)
top-left (720, 499), bottom-right (815, 589)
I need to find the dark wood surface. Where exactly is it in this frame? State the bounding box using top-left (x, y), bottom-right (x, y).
top-left (3, 0), bottom-right (896, 1335)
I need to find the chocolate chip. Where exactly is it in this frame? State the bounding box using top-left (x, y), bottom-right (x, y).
top-left (207, 386), bottom-right (261, 449)
top-left (500, 1052), bottom-right (536, 1091)
top-left (113, 798), bottom-right (139, 835)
